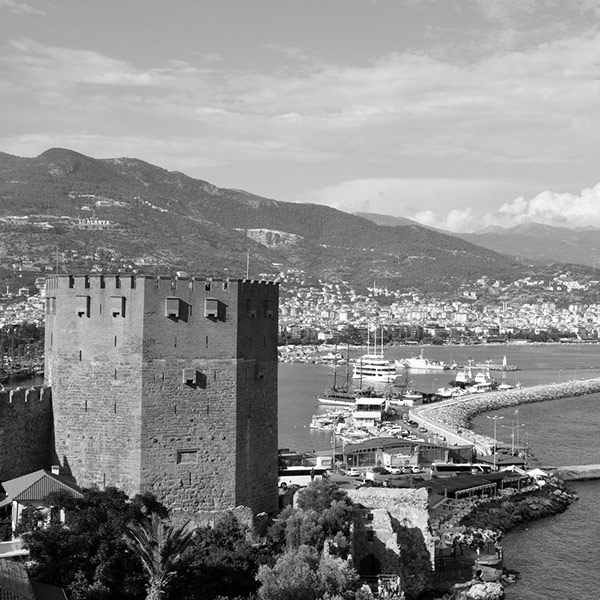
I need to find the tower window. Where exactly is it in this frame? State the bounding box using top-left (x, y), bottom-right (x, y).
top-left (76, 295), bottom-right (90, 317)
top-left (247, 299), bottom-right (258, 318)
top-left (46, 297), bottom-right (56, 314)
top-left (111, 296), bottom-right (126, 317)
top-left (165, 297), bottom-right (180, 319)
top-left (265, 299), bottom-right (275, 318)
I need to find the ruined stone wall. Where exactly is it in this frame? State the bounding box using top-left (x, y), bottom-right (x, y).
top-left (0, 387), bottom-right (53, 481)
top-left (44, 274), bottom-right (279, 516)
top-left (348, 488), bottom-right (435, 567)
top-left (353, 508), bottom-right (402, 573)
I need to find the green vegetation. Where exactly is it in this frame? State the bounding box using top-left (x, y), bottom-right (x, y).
top-left (0, 147), bottom-right (533, 293)
top-left (19, 480), bottom-right (368, 600)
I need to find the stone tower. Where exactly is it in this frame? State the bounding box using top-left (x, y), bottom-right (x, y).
top-left (44, 274), bottom-right (279, 515)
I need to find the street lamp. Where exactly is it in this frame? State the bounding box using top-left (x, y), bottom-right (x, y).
top-left (486, 415), bottom-right (504, 470)
top-left (500, 422), bottom-right (526, 455)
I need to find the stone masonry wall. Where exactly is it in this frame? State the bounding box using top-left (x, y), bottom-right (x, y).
top-left (139, 277), bottom-right (279, 515)
top-left (45, 274), bottom-right (144, 492)
top-left (45, 274), bottom-right (279, 516)
top-left (348, 488), bottom-right (435, 567)
top-left (0, 387), bottom-right (54, 482)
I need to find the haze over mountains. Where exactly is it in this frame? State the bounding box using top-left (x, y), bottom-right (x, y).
top-left (358, 214), bottom-right (600, 269)
top-left (0, 148), bottom-right (593, 294)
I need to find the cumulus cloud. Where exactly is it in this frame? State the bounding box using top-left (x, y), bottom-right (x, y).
top-left (496, 185), bottom-right (600, 227)
top-left (408, 183), bottom-right (600, 232)
top-left (300, 177), bottom-right (600, 233)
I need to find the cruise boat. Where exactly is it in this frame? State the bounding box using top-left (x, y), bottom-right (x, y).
top-left (398, 349), bottom-right (449, 371)
top-left (352, 354), bottom-right (397, 384)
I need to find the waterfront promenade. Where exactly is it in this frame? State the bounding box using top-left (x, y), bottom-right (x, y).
top-left (409, 378), bottom-right (600, 455)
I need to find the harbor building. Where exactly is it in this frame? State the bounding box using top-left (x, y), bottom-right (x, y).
top-left (44, 274), bottom-right (279, 515)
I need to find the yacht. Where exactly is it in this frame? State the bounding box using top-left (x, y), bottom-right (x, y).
top-left (399, 349), bottom-right (449, 370)
top-left (352, 353), bottom-right (397, 384)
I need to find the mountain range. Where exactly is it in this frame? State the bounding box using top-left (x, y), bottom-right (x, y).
top-left (0, 148), bottom-right (592, 294)
top-left (356, 214), bottom-right (600, 269)
top-left (455, 223), bottom-right (600, 268)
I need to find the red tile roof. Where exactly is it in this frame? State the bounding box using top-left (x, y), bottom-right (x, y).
top-left (0, 470), bottom-right (83, 507)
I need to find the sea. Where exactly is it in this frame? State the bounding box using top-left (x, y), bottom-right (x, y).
top-left (278, 344), bottom-right (600, 600)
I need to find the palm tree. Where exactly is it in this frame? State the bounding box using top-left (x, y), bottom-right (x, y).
top-left (125, 513), bottom-right (197, 600)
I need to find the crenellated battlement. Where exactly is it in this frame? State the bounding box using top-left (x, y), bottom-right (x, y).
top-left (45, 274), bottom-right (279, 296)
top-left (0, 385), bottom-right (51, 405)
top-left (0, 385), bottom-right (54, 481)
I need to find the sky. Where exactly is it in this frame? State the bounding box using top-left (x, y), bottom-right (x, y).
top-left (3, 0), bottom-right (600, 232)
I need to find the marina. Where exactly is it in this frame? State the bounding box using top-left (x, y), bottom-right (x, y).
top-left (278, 343), bottom-right (600, 600)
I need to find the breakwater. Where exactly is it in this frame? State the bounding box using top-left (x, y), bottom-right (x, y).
top-left (410, 378), bottom-right (600, 455)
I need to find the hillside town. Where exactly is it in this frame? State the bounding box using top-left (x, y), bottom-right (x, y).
top-left (275, 269), bottom-right (600, 344)
top-left (3, 266), bottom-right (600, 344)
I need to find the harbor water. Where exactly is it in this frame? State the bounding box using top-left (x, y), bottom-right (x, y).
top-left (279, 344), bottom-right (600, 600)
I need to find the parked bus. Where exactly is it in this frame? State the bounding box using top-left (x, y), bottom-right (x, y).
top-left (278, 466), bottom-right (329, 487)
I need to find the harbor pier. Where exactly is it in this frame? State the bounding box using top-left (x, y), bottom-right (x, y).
top-left (409, 377), bottom-right (600, 456)
top-left (553, 464), bottom-right (600, 481)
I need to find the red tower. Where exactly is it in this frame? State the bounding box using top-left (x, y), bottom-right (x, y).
top-left (44, 274), bottom-right (279, 515)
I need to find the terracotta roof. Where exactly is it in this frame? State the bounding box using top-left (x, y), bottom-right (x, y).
top-left (0, 470), bottom-right (83, 508)
top-left (0, 560), bottom-right (67, 600)
top-left (0, 558), bottom-right (35, 600)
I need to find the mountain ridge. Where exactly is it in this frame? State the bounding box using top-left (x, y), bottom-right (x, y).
top-left (0, 148), bottom-right (572, 293)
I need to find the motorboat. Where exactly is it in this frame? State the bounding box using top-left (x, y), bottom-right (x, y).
top-left (399, 349), bottom-right (449, 370)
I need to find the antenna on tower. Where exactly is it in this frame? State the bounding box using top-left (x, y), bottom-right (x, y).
top-left (246, 250), bottom-right (250, 280)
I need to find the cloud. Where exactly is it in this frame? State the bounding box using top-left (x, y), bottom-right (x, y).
top-left (5, 39), bottom-right (170, 88)
top-left (497, 185), bottom-right (600, 227)
top-left (301, 176), bottom-right (600, 233)
top-left (408, 183), bottom-right (600, 232)
top-left (294, 177), bottom-right (511, 216)
top-left (5, 30), bottom-right (600, 169)
top-left (0, 0), bottom-right (44, 15)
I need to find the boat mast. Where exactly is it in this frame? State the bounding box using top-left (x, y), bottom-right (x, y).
top-left (332, 344), bottom-right (338, 390)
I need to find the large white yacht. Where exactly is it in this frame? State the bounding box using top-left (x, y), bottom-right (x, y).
top-left (352, 353), bottom-right (397, 384)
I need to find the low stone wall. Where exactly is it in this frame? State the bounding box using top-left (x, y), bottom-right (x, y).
top-left (410, 378), bottom-right (600, 455)
top-left (555, 464), bottom-right (600, 481)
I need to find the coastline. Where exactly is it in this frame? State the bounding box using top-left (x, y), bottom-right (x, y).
top-left (412, 381), bottom-right (595, 599)
top-left (410, 377), bottom-right (600, 455)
